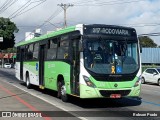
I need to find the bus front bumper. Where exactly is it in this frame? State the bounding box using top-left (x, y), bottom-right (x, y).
top-left (79, 84), bottom-right (141, 98)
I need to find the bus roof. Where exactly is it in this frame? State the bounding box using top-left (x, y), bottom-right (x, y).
top-left (15, 25), bottom-right (76, 47)
top-left (15, 24), bottom-right (137, 47)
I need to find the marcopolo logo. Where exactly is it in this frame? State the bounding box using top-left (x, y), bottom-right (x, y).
top-left (114, 83), bottom-right (118, 88)
top-left (92, 28), bottom-right (130, 36)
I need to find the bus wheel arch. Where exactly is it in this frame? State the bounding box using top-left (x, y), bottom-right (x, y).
top-left (26, 71), bottom-right (31, 89)
top-left (57, 75), bottom-right (68, 102)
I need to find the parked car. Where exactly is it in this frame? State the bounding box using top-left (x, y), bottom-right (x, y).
top-left (11, 63), bottom-right (15, 68)
top-left (141, 68), bottom-right (160, 86)
top-left (3, 63), bottom-right (12, 68)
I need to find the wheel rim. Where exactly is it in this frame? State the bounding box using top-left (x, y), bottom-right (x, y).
top-left (26, 77), bottom-right (29, 86)
top-left (61, 85), bottom-right (66, 96)
top-left (141, 78), bottom-right (144, 84)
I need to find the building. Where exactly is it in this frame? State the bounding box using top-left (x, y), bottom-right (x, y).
top-left (141, 48), bottom-right (160, 65)
top-left (0, 53), bottom-right (16, 65)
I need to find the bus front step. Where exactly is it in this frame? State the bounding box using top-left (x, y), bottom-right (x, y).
top-left (39, 85), bottom-right (45, 89)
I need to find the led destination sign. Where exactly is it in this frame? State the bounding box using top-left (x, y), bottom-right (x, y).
top-left (92, 28), bottom-right (129, 36)
top-left (84, 25), bottom-right (136, 37)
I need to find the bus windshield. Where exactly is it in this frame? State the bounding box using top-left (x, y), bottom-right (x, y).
top-left (83, 39), bottom-right (139, 75)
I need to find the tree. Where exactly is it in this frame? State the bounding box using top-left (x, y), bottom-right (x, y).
top-left (138, 36), bottom-right (157, 47)
top-left (3, 47), bottom-right (17, 53)
top-left (0, 17), bottom-right (18, 50)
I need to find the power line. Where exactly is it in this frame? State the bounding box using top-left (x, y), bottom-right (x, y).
top-left (0, 0), bottom-right (19, 14)
top-left (10, 0), bottom-right (46, 19)
top-left (8, 0), bottom-right (32, 18)
top-left (17, 21), bottom-right (64, 28)
top-left (113, 23), bottom-right (160, 28)
top-left (57, 3), bottom-right (74, 28)
top-left (66, 18), bottom-right (160, 28)
top-left (0, 0), bottom-right (12, 12)
top-left (9, 0), bottom-right (46, 19)
top-left (139, 32), bottom-right (160, 37)
top-left (74, 0), bottom-right (145, 6)
top-left (18, 7), bottom-right (63, 42)
top-left (73, 0), bottom-right (126, 5)
top-left (73, 0), bottom-right (103, 4)
top-left (39, 8), bottom-right (63, 28)
top-left (44, 8), bottom-right (62, 23)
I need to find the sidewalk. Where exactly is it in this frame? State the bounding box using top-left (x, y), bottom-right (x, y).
top-left (0, 79), bottom-right (47, 120)
top-left (0, 72), bottom-right (77, 120)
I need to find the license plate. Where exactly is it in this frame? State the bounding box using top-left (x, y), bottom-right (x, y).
top-left (110, 94), bottom-right (121, 98)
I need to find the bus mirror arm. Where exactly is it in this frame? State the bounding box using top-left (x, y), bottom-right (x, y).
top-left (140, 44), bottom-right (142, 53)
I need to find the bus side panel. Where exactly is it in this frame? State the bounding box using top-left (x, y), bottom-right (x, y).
top-left (23, 61), bottom-right (39, 86)
top-left (15, 62), bottom-right (21, 80)
top-left (44, 61), bottom-right (71, 94)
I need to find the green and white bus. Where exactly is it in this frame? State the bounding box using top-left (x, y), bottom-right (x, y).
top-left (15, 24), bottom-right (141, 102)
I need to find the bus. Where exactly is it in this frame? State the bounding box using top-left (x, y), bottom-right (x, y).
top-left (15, 24), bottom-right (141, 102)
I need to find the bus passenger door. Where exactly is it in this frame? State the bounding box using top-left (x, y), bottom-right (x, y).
top-left (39, 45), bottom-right (46, 87)
top-left (20, 48), bottom-right (24, 80)
top-left (71, 40), bottom-right (80, 95)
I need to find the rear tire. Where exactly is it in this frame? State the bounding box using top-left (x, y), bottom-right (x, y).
top-left (26, 74), bottom-right (31, 89)
top-left (141, 77), bottom-right (145, 84)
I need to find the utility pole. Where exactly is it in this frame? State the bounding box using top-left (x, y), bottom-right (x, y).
top-left (0, 37), bottom-right (3, 68)
top-left (57, 3), bottom-right (73, 28)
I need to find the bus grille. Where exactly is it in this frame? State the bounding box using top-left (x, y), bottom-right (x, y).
top-left (99, 90), bottom-right (131, 97)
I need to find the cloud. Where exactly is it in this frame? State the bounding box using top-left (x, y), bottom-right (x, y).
top-left (1, 0), bottom-right (160, 44)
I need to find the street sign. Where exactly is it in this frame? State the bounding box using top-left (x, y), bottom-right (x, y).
top-left (0, 37), bottom-right (3, 42)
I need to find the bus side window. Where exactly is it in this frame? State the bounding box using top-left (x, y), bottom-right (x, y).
top-left (33, 43), bottom-right (39, 59)
top-left (25, 45), bottom-right (29, 60)
top-left (28, 44), bottom-right (33, 60)
top-left (47, 38), bottom-right (57, 59)
top-left (57, 40), bottom-right (69, 59)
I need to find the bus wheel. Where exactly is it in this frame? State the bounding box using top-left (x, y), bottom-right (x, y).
top-left (57, 81), bottom-right (61, 98)
top-left (26, 75), bottom-right (31, 89)
top-left (141, 77), bottom-right (145, 84)
top-left (58, 81), bottom-right (68, 102)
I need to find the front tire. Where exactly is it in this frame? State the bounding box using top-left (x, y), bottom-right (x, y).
top-left (57, 81), bottom-right (61, 98)
top-left (58, 81), bottom-right (68, 102)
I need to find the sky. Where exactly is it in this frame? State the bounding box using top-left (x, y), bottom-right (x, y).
top-left (0, 0), bottom-right (160, 45)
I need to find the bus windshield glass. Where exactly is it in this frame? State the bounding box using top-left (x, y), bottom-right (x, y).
top-left (83, 39), bottom-right (139, 75)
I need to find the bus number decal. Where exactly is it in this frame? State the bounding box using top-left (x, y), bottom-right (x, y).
top-left (48, 63), bottom-right (55, 68)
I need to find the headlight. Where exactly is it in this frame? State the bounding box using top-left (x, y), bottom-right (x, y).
top-left (134, 76), bottom-right (141, 87)
top-left (83, 75), bottom-right (96, 88)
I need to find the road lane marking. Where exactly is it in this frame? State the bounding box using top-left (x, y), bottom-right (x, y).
top-left (2, 80), bottom-right (88, 120)
top-left (126, 97), bottom-right (160, 107)
top-left (0, 85), bottom-right (51, 120)
top-left (142, 100), bottom-right (160, 107)
top-left (5, 77), bottom-right (160, 118)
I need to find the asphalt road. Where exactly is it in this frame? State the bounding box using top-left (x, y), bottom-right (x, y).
top-left (0, 68), bottom-right (159, 120)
